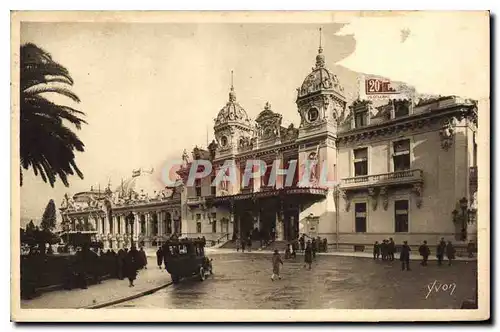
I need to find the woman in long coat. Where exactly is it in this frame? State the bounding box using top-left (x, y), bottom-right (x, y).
top-left (124, 246), bottom-right (140, 287)
top-left (304, 241), bottom-right (313, 270)
top-left (271, 250), bottom-right (283, 281)
top-left (446, 241), bottom-right (456, 266)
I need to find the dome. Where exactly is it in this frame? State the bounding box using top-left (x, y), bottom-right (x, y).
top-left (115, 168), bottom-right (167, 198)
top-left (214, 85), bottom-right (251, 128)
top-left (297, 47), bottom-right (345, 100)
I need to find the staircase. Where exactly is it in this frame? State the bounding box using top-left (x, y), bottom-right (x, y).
top-left (220, 240), bottom-right (290, 252)
top-left (263, 241), bottom-right (289, 252)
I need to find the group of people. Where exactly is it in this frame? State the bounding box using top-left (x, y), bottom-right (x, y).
top-left (373, 238), bottom-right (476, 271)
top-left (71, 245), bottom-right (149, 288)
top-left (271, 239), bottom-right (317, 280)
top-left (299, 235), bottom-right (328, 253)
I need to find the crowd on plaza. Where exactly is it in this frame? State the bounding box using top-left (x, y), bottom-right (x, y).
top-left (267, 237), bottom-right (476, 280)
top-left (372, 237), bottom-right (476, 271)
top-left (21, 244), bottom-right (151, 299)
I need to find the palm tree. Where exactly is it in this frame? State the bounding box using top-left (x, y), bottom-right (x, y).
top-left (20, 42), bottom-right (86, 187)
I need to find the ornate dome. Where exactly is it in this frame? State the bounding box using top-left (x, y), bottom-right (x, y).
top-left (115, 168), bottom-right (168, 198)
top-left (214, 84), bottom-right (251, 128)
top-left (297, 46), bottom-right (345, 100)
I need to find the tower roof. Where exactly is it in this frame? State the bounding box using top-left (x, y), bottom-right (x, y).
top-left (214, 71), bottom-right (251, 128)
top-left (297, 28), bottom-right (345, 101)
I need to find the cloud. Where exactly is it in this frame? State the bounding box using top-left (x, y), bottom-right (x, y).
top-left (334, 12), bottom-right (489, 100)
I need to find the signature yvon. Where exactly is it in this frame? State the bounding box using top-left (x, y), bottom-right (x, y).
top-left (426, 280), bottom-right (457, 299)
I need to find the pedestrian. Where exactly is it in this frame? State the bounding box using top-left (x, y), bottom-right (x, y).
top-left (373, 241), bottom-right (380, 260)
top-left (156, 246), bottom-right (163, 269)
top-left (299, 235), bottom-right (305, 252)
top-left (304, 241), bottom-right (313, 270)
top-left (437, 237), bottom-right (446, 266)
top-left (124, 246), bottom-right (140, 287)
top-left (381, 240), bottom-right (387, 261)
top-left (285, 243), bottom-right (291, 259)
top-left (311, 238), bottom-right (317, 259)
top-left (400, 241), bottom-right (411, 271)
top-left (418, 240), bottom-right (430, 266)
top-left (323, 238), bottom-right (328, 253)
top-left (247, 236), bottom-right (252, 252)
top-left (446, 241), bottom-right (456, 266)
top-left (241, 237), bottom-right (246, 253)
top-left (271, 250), bottom-right (284, 281)
top-left (139, 247), bottom-right (148, 269)
top-left (467, 240), bottom-right (475, 258)
top-left (388, 238), bottom-right (395, 261)
top-left (236, 237), bottom-right (241, 252)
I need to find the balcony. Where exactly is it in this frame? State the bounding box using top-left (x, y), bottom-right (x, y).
top-left (340, 169), bottom-right (423, 191)
top-left (186, 196), bottom-right (206, 207)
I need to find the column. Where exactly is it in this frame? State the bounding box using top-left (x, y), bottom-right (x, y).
top-left (158, 211), bottom-right (163, 235)
top-left (146, 213), bottom-right (150, 236)
top-left (276, 210), bottom-right (284, 241)
top-left (133, 212), bottom-right (139, 242)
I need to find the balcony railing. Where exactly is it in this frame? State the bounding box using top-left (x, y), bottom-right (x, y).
top-left (340, 169), bottom-right (423, 190)
top-left (186, 196), bottom-right (206, 206)
top-left (240, 187), bottom-right (253, 194)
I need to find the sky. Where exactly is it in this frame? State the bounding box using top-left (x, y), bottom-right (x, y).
top-left (18, 12), bottom-right (489, 224)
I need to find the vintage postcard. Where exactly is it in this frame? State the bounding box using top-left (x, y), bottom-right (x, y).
top-left (11, 11), bottom-right (490, 322)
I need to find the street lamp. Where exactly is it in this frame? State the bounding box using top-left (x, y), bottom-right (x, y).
top-left (126, 212), bottom-right (135, 248)
top-left (452, 197), bottom-right (476, 241)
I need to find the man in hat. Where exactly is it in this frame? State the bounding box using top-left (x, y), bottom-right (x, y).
top-left (271, 249), bottom-right (284, 281)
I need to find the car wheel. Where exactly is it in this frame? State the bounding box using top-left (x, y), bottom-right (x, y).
top-left (199, 267), bottom-right (205, 281)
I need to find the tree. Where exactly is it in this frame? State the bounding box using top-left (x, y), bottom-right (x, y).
top-left (40, 199), bottom-right (57, 231)
top-left (20, 42), bottom-right (86, 187)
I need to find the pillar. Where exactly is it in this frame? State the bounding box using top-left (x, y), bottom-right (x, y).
top-left (276, 209), bottom-right (284, 241)
top-left (158, 211), bottom-right (163, 235)
top-left (146, 213), bottom-right (150, 236)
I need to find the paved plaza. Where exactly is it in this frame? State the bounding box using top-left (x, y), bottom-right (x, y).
top-left (110, 252), bottom-right (477, 309)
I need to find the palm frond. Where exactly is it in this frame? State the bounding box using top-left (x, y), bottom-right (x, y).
top-left (20, 42), bottom-right (86, 188)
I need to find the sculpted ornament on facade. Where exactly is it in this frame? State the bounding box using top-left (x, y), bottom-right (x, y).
top-left (368, 187), bottom-right (378, 211)
top-left (341, 190), bottom-right (351, 212)
top-left (379, 187), bottom-right (389, 210)
top-left (412, 183), bottom-right (423, 208)
top-left (439, 118), bottom-right (456, 151)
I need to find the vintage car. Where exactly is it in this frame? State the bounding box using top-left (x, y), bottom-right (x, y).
top-left (162, 237), bottom-right (213, 283)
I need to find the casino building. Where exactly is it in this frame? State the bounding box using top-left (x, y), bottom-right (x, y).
top-left (60, 42), bottom-right (479, 251)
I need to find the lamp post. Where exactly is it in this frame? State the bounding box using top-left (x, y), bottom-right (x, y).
top-left (126, 212), bottom-right (135, 248)
top-left (452, 197), bottom-right (476, 241)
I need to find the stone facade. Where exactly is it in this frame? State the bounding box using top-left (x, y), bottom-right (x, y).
top-left (60, 44), bottom-right (479, 251)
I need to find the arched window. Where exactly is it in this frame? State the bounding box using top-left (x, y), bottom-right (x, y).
top-left (140, 215), bottom-right (146, 234)
top-left (166, 212), bottom-right (172, 234)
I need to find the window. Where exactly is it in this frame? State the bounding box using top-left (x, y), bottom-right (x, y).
top-left (394, 101), bottom-right (410, 118)
top-left (353, 148), bottom-right (368, 176)
top-left (307, 108), bottom-right (319, 122)
top-left (166, 213), bottom-right (172, 234)
top-left (196, 222), bottom-right (202, 234)
top-left (393, 139), bottom-right (411, 171)
top-left (115, 216), bottom-right (119, 234)
top-left (211, 174), bottom-right (216, 195)
top-left (263, 161), bottom-right (273, 187)
top-left (473, 132), bottom-right (477, 166)
top-left (220, 136), bottom-right (228, 147)
top-left (395, 200), bottom-right (409, 232)
top-left (355, 110), bottom-right (368, 128)
top-left (354, 203), bottom-right (367, 233)
top-left (195, 178), bottom-right (202, 197)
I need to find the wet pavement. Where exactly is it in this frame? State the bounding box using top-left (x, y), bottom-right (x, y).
top-left (111, 253), bottom-right (477, 309)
